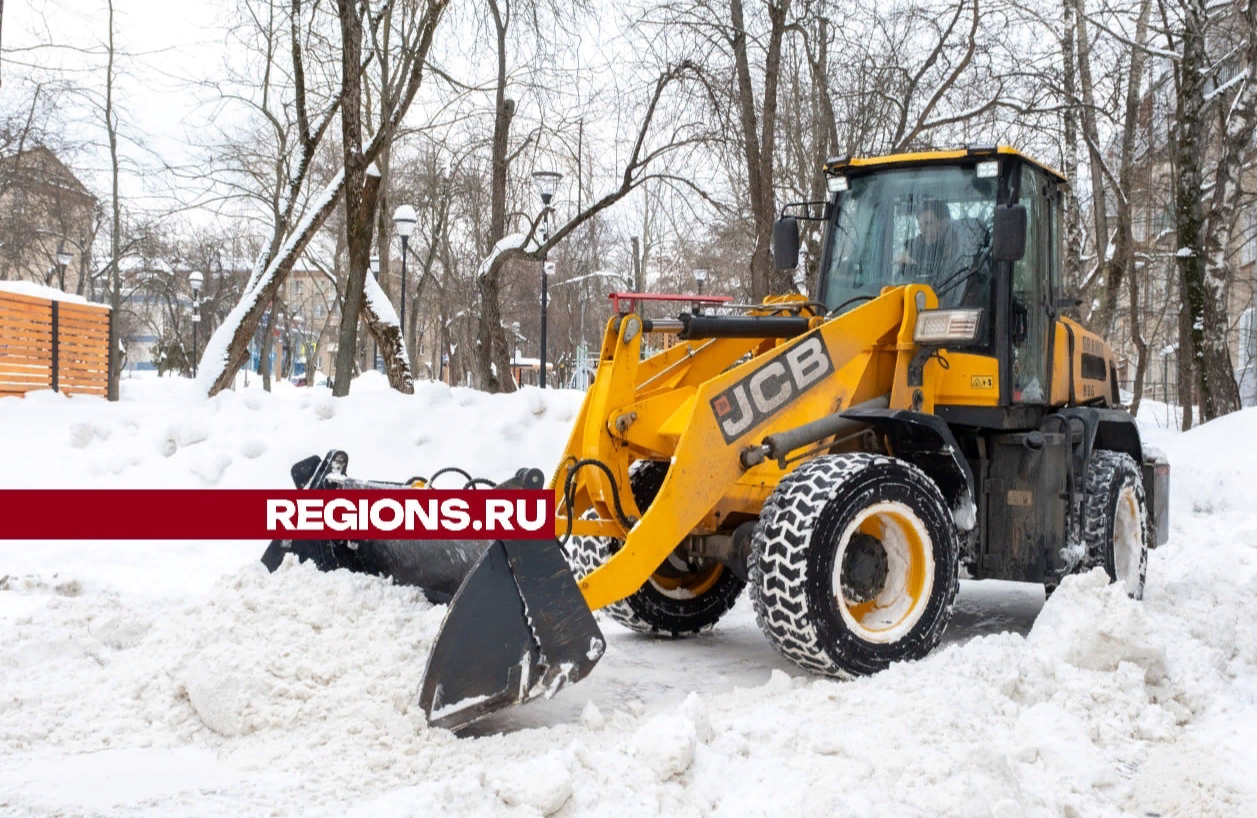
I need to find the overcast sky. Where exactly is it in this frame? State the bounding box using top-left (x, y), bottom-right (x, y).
top-left (4, 0), bottom-right (235, 210)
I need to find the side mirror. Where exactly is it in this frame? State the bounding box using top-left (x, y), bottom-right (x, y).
top-left (773, 217), bottom-right (800, 270)
top-left (992, 203), bottom-right (1027, 262)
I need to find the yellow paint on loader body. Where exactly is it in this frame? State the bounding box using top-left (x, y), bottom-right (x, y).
top-left (1050, 316), bottom-right (1119, 406)
top-left (551, 285), bottom-right (992, 611)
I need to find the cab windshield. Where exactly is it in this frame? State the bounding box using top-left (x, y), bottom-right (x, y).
top-left (820, 165), bottom-right (997, 324)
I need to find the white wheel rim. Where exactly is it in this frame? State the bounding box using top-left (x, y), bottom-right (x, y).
top-left (1113, 485), bottom-right (1143, 595)
top-left (830, 501), bottom-right (935, 643)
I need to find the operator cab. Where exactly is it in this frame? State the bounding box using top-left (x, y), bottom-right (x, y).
top-left (822, 161), bottom-right (998, 327)
top-left (774, 146), bottom-right (1068, 409)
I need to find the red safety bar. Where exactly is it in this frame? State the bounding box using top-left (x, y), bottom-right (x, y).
top-left (607, 291), bottom-right (733, 313)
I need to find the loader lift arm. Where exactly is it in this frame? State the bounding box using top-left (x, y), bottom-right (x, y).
top-left (557, 284), bottom-right (952, 611)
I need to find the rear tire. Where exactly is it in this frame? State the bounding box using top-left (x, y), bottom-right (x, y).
top-left (1080, 450), bottom-right (1149, 599)
top-left (561, 461), bottom-right (746, 636)
top-left (751, 453), bottom-right (960, 677)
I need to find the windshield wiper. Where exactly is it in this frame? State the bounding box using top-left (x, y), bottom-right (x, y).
top-left (934, 245), bottom-right (992, 300)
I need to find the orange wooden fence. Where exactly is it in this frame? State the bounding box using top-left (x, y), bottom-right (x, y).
top-left (0, 291), bottom-right (112, 399)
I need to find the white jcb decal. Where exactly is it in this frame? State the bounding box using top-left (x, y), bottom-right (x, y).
top-left (709, 335), bottom-right (834, 443)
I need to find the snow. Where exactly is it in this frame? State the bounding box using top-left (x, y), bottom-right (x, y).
top-left (362, 266), bottom-right (405, 355)
top-left (477, 232), bottom-right (539, 281)
top-left (1205, 70), bottom-right (1246, 103)
top-left (0, 281), bottom-right (92, 305)
top-left (2, 379), bottom-right (1257, 816)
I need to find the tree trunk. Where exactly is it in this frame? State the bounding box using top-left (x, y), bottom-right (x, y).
top-left (1128, 262), bottom-right (1148, 415)
top-left (476, 255), bottom-right (512, 393)
top-left (1096, 0), bottom-right (1152, 345)
top-left (1059, 0), bottom-right (1084, 298)
top-left (1176, 298), bottom-right (1193, 430)
top-left (730, 0), bottom-right (793, 301)
top-left (361, 266), bottom-right (413, 391)
top-left (1173, 1), bottom-right (1241, 422)
top-left (105, 0), bottom-right (122, 401)
top-left (1074, 0), bottom-right (1111, 329)
top-left (260, 301), bottom-right (274, 390)
top-left (332, 0), bottom-right (368, 397)
top-left (474, 0), bottom-right (517, 393)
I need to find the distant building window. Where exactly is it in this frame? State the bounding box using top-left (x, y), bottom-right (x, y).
top-left (294, 279), bottom-right (304, 297)
top-left (315, 304), bottom-right (326, 318)
top-left (1242, 307), bottom-right (1257, 368)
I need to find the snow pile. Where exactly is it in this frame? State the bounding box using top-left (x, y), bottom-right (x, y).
top-left (1, 378), bottom-right (1256, 816)
top-left (1157, 407), bottom-right (1257, 515)
top-left (0, 378), bottom-right (581, 596)
top-left (2, 560), bottom-right (440, 753)
top-left (1028, 568), bottom-right (1167, 680)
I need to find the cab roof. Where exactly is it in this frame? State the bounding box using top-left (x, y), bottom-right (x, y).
top-left (823, 145), bottom-right (1067, 183)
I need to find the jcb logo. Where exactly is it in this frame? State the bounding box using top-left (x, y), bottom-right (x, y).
top-left (709, 335), bottom-right (834, 443)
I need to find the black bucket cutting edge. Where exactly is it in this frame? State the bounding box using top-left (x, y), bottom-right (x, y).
top-left (417, 537), bottom-right (605, 731)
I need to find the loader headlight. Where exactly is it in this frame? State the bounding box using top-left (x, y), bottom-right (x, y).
top-left (913, 308), bottom-right (983, 346)
top-left (826, 174), bottom-right (849, 193)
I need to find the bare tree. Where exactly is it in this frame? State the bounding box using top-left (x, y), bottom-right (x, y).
top-left (1164, 0), bottom-right (1247, 419)
top-left (195, 0), bottom-right (447, 397)
top-left (103, 0), bottom-right (124, 399)
top-left (474, 60), bottom-right (708, 392)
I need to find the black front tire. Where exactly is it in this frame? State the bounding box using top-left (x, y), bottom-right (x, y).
top-left (751, 453), bottom-right (960, 677)
top-left (561, 461), bottom-right (745, 636)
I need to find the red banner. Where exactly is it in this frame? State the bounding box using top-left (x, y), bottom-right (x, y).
top-left (0, 490), bottom-right (554, 540)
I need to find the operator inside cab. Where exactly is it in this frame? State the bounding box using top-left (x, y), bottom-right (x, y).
top-left (895, 198), bottom-right (988, 300)
top-left (819, 163), bottom-right (996, 347)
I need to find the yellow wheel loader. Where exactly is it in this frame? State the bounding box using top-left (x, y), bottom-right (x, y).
top-left (263, 146), bottom-right (1170, 730)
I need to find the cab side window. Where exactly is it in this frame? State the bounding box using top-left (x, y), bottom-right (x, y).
top-left (1011, 166), bottom-right (1050, 403)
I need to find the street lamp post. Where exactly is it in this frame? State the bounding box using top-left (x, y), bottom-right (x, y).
top-left (532, 170), bottom-right (562, 388)
top-left (392, 206), bottom-right (417, 338)
top-left (693, 267), bottom-right (708, 297)
top-left (55, 243), bottom-right (73, 289)
top-left (189, 271), bottom-right (204, 378)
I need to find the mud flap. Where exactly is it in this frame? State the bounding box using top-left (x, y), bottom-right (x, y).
top-left (418, 538), bottom-right (605, 730)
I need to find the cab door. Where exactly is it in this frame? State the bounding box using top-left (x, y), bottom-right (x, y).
top-left (982, 163), bottom-right (1068, 583)
top-left (1010, 165), bottom-right (1053, 404)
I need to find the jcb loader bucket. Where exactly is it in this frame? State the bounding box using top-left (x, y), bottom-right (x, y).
top-left (261, 451), bottom-right (604, 730)
top-left (417, 537), bottom-right (604, 729)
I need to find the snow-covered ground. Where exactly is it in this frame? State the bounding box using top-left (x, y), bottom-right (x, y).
top-left (1, 380), bottom-right (1255, 817)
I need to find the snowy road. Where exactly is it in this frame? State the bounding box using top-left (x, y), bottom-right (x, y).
top-left (465, 581), bottom-right (1046, 736)
top-left (1, 377), bottom-right (1255, 817)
